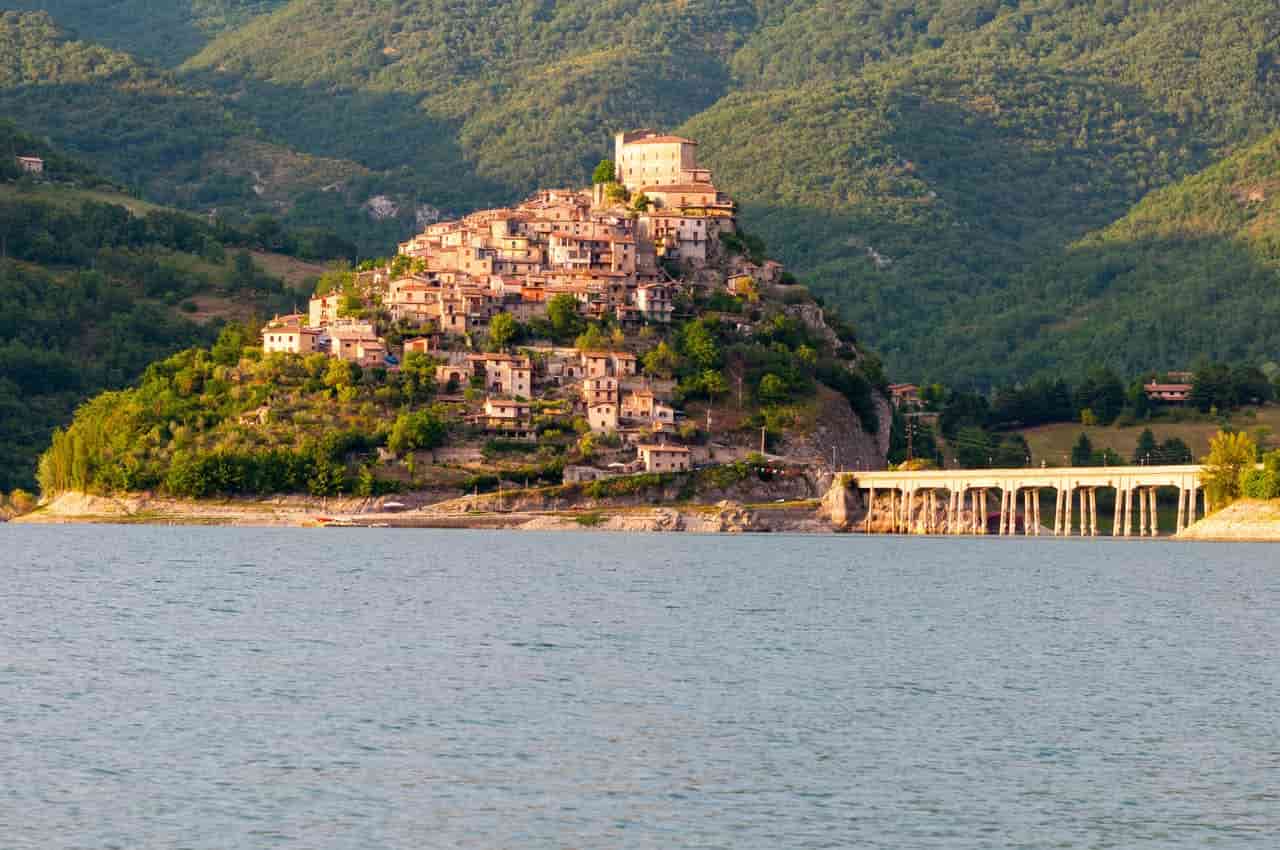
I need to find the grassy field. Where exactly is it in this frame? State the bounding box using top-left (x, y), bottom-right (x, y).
top-left (0, 182), bottom-right (163, 215)
top-left (250, 251), bottom-right (328, 291)
top-left (1015, 406), bottom-right (1280, 467)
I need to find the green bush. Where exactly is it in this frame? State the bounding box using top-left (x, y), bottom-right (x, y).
top-left (1239, 468), bottom-right (1279, 500)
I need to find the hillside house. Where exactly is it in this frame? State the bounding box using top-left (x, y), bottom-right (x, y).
top-left (621, 389), bottom-right (674, 425)
top-left (635, 282), bottom-right (674, 323)
top-left (582, 376), bottom-right (619, 405)
top-left (481, 398), bottom-right (534, 438)
top-left (581, 351), bottom-right (637, 378)
top-left (16, 155), bottom-right (44, 175)
top-left (587, 402), bottom-right (619, 433)
top-left (328, 325), bottom-right (387, 367)
top-left (261, 314), bottom-right (321, 355)
top-left (888, 383), bottom-right (921, 409)
top-left (1144, 382), bottom-right (1192, 403)
top-left (308, 293), bottom-right (343, 327)
top-left (637, 443), bottom-right (690, 472)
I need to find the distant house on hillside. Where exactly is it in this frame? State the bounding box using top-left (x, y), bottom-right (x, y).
top-left (888, 383), bottom-right (921, 409)
top-left (1144, 382), bottom-right (1192, 403)
top-left (15, 156), bottom-right (43, 175)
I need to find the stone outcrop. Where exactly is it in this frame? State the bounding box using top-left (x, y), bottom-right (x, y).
top-left (780, 385), bottom-right (891, 479)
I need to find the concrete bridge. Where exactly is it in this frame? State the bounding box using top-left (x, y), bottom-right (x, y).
top-left (848, 465), bottom-right (1207, 537)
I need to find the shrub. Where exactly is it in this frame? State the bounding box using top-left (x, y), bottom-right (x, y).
top-left (1239, 468), bottom-right (1280, 500)
top-left (1201, 431), bottom-right (1257, 508)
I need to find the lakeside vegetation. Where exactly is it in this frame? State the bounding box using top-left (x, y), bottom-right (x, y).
top-left (891, 360), bottom-right (1279, 470)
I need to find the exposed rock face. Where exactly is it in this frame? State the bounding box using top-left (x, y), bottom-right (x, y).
top-left (819, 478), bottom-right (854, 531)
top-left (780, 385), bottom-right (891, 477)
top-left (783, 302), bottom-right (841, 350)
top-left (364, 195), bottom-right (400, 219)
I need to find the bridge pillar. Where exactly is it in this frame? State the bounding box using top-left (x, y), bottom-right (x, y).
top-left (1033, 489), bottom-right (1042, 535)
top-left (1066, 486), bottom-right (1075, 536)
top-left (1123, 488), bottom-right (1133, 537)
top-left (1113, 486), bottom-right (1124, 536)
top-left (1053, 488), bottom-right (1062, 536)
top-left (1149, 487), bottom-right (1160, 536)
top-left (1176, 485), bottom-right (1186, 532)
top-left (866, 486), bottom-right (875, 533)
top-left (1139, 486), bottom-right (1149, 537)
top-left (1089, 488), bottom-right (1099, 537)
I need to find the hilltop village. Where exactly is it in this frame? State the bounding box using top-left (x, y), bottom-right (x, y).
top-left (27, 128), bottom-right (890, 522)
top-left (258, 130), bottom-right (884, 481)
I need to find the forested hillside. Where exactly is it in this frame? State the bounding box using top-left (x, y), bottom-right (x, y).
top-left (8, 0), bottom-right (1280, 386)
top-left (0, 133), bottom-right (352, 491)
top-left (4, 0), bottom-right (284, 65)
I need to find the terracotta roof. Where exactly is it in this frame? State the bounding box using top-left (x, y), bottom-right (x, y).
top-left (626, 135), bottom-right (697, 145)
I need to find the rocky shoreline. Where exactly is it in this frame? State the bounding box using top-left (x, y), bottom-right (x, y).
top-left (1175, 499), bottom-right (1280, 542)
top-left (12, 491), bottom-right (834, 534)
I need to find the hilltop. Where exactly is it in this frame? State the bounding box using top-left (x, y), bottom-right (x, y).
top-left (37, 133), bottom-right (891, 513)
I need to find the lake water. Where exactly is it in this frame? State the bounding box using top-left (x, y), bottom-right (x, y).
top-left (3, 526), bottom-right (1278, 848)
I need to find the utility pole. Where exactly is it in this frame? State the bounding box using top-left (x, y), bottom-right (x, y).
top-left (760, 425), bottom-right (766, 455)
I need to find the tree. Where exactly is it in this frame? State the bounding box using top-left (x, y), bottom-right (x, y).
top-left (1159, 437), bottom-right (1192, 464)
top-left (487, 313), bottom-right (518, 350)
top-left (1133, 428), bottom-right (1157, 464)
top-left (388, 409), bottom-right (446, 457)
top-left (1071, 432), bottom-right (1095, 467)
top-left (758, 373), bottom-right (788, 404)
top-left (1074, 367), bottom-right (1125, 425)
top-left (643, 342), bottom-right (680, 378)
top-left (1201, 430), bottom-right (1256, 508)
top-left (591, 159), bottom-right (615, 184)
top-left (547, 293), bottom-right (583, 340)
top-left (324, 358), bottom-right (356, 389)
top-left (700, 369), bottom-right (728, 399)
top-left (681, 319), bottom-right (721, 370)
top-left (575, 324), bottom-right (607, 352)
top-left (211, 322), bottom-right (253, 366)
top-left (1190, 363), bottom-right (1234, 412)
top-left (397, 351), bottom-right (437, 403)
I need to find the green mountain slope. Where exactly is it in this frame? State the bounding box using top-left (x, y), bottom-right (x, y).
top-left (11, 0), bottom-right (1280, 386)
top-left (0, 11), bottom-right (429, 252)
top-left (991, 129), bottom-right (1280, 380)
top-left (4, 0), bottom-right (285, 65)
top-left (0, 132), bottom-right (347, 491)
top-left (180, 0), bottom-right (1280, 386)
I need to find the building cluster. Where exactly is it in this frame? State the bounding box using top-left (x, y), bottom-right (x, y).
top-left (259, 131), bottom-right (771, 473)
top-left (386, 131), bottom-right (737, 333)
top-left (15, 155), bottom-right (43, 175)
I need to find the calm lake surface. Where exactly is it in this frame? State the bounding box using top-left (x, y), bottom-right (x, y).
top-left (3, 526), bottom-right (1278, 848)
